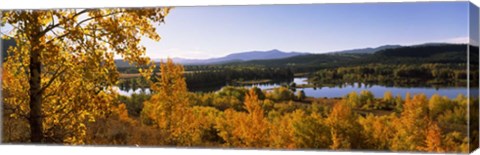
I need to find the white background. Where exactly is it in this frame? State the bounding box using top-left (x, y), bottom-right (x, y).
top-left (1, 0), bottom-right (479, 155)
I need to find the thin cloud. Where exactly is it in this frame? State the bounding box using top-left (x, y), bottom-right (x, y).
top-left (446, 37), bottom-right (469, 44)
top-left (444, 36), bottom-right (480, 46)
top-left (438, 36), bottom-right (479, 46)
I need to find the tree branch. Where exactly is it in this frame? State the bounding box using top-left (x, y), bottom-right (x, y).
top-left (44, 11), bottom-right (125, 45)
top-left (39, 66), bottom-right (68, 94)
top-left (45, 32), bottom-right (70, 45)
top-left (3, 103), bottom-right (30, 120)
top-left (40, 9), bottom-right (91, 37)
top-left (74, 11), bottom-right (123, 28)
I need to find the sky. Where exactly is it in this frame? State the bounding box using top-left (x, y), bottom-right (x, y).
top-left (0, 2), bottom-right (472, 59)
top-left (141, 2), bottom-right (472, 59)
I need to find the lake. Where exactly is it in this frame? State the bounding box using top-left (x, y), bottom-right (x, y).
top-left (115, 77), bottom-right (469, 99)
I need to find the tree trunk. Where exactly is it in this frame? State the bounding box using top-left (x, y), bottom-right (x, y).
top-left (29, 47), bottom-right (43, 143)
top-left (28, 25), bottom-right (43, 143)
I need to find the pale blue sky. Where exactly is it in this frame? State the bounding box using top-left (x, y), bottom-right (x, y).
top-left (1, 2), bottom-right (470, 59)
top-left (142, 2), bottom-right (471, 59)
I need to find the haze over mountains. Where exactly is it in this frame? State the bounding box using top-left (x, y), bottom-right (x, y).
top-left (106, 42), bottom-right (470, 68)
top-left (143, 43), bottom-right (458, 65)
top-left (145, 45), bottom-right (404, 65)
top-left (152, 49), bottom-right (308, 65)
top-left (327, 45), bottom-right (402, 54)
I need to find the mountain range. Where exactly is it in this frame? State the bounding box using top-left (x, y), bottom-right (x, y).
top-left (144, 45), bottom-right (410, 66)
top-left (151, 49), bottom-right (307, 65)
top-left (110, 42), bottom-right (466, 68)
top-left (228, 43), bottom-right (470, 68)
top-left (143, 44), bottom-right (435, 65)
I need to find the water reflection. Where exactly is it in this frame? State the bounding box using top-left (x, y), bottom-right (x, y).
top-left (116, 77), bottom-right (467, 98)
top-left (297, 83), bottom-right (466, 99)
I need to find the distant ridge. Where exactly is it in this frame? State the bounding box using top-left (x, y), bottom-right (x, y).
top-left (151, 49), bottom-right (308, 65)
top-left (325, 42), bottom-right (467, 55)
top-left (225, 43), bottom-right (468, 67)
top-left (327, 45), bottom-right (402, 54)
top-left (113, 42), bottom-right (466, 67)
top-left (374, 43), bottom-right (467, 58)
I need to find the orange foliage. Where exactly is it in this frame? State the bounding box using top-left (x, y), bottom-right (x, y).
top-left (216, 88), bottom-right (270, 148)
top-left (420, 122), bottom-right (444, 152)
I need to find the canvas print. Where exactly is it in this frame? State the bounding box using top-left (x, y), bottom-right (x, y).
top-left (1, 1), bottom-right (479, 154)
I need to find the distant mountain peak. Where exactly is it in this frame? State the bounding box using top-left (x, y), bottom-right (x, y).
top-left (268, 49), bottom-right (281, 52)
top-left (148, 49), bottom-right (308, 65)
top-left (114, 42), bottom-right (465, 68)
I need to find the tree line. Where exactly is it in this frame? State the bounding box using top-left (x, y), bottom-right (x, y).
top-left (309, 63), bottom-right (476, 88)
top-left (118, 65), bottom-right (294, 92)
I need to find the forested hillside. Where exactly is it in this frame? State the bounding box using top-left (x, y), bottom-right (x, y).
top-left (228, 44), bottom-right (470, 69)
